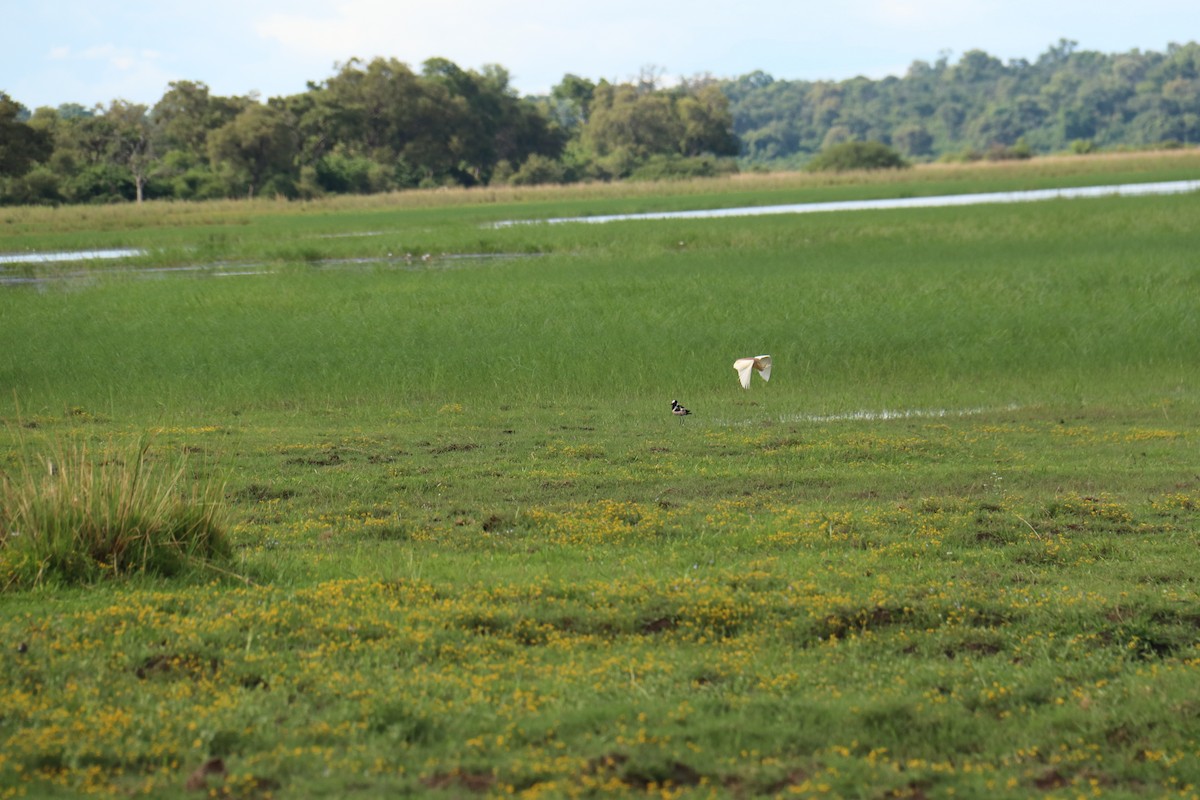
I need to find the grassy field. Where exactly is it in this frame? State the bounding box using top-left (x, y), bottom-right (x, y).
top-left (1, 153), bottom-right (1199, 798)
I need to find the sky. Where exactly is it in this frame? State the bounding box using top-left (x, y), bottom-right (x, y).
top-left (4, 0), bottom-right (1198, 111)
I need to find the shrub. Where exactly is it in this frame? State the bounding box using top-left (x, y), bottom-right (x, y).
top-left (0, 166), bottom-right (62, 206)
top-left (627, 154), bottom-right (739, 182)
top-left (938, 147), bottom-right (983, 163)
top-left (805, 141), bottom-right (909, 172)
top-left (984, 138), bottom-right (1033, 161)
top-left (0, 436), bottom-right (232, 590)
top-left (314, 153), bottom-right (391, 194)
top-left (61, 163), bottom-right (138, 204)
top-left (509, 154), bottom-right (567, 186)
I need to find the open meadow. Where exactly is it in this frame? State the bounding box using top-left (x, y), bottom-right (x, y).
top-left (1, 152), bottom-right (1199, 798)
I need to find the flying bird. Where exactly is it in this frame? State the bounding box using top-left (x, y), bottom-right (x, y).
top-left (671, 399), bottom-right (692, 422)
top-left (733, 355), bottom-right (772, 389)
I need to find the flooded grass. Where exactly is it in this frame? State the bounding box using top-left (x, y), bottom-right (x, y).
top-left (495, 178), bottom-right (1200, 226)
top-left (1, 155), bottom-right (1198, 798)
top-left (0, 247), bottom-right (147, 265)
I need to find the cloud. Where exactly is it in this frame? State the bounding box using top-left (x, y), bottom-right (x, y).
top-left (47, 43), bottom-right (165, 74)
top-left (249, 0), bottom-right (721, 92)
top-left (254, 12), bottom-right (359, 61)
top-left (27, 43), bottom-right (175, 108)
top-left (10, 0), bottom-right (1194, 109)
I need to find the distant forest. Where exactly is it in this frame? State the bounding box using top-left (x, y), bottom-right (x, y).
top-left (726, 39), bottom-right (1200, 166)
top-left (1, 39), bottom-right (1198, 205)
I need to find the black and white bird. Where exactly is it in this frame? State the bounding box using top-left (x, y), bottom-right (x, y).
top-left (670, 399), bottom-right (692, 422)
top-left (733, 355), bottom-right (772, 389)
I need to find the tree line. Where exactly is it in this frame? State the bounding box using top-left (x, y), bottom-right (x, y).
top-left (0, 58), bottom-right (737, 205)
top-left (727, 39), bottom-right (1200, 165)
top-left (1, 40), bottom-right (1198, 205)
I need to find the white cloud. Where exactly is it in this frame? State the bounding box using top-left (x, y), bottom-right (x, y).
top-left (251, 0), bottom-right (714, 91)
top-left (6, 0), bottom-right (1196, 109)
top-left (26, 42), bottom-right (174, 107)
top-left (254, 12), bottom-right (360, 61)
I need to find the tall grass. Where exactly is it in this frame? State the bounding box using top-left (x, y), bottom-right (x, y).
top-left (2, 191), bottom-right (1197, 417)
top-left (0, 434), bottom-right (232, 588)
top-left (2, 148), bottom-right (1199, 236)
top-left (0, 156), bottom-right (1198, 798)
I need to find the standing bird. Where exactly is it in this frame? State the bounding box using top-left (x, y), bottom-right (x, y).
top-left (671, 399), bottom-right (692, 422)
top-left (733, 355), bottom-right (772, 389)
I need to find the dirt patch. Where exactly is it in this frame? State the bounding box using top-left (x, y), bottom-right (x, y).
top-left (1034, 769), bottom-right (1068, 790)
top-left (231, 484), bottom-right (295, 502)
top-left (286, 450), bottom-right (343, 466)
top-left (421, 770), bottom-right (494, 793)
top-left (640, 616), bottom-right (678, 635)
top-left (585, 753), bottom-right (702, 789)
top-left (135, 653), bottom-right (219, 681)
top-left (429, 442), bottom-right (479, 454)
top-left (481, 514), bottom-right (509, 532)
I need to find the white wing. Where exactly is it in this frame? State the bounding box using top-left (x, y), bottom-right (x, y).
top-left (733, 358), bottom-right (755, 389)
top-left (755, 355), bottom-right (772, 382)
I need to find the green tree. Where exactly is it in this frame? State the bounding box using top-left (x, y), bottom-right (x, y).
top-left (579, 80), bottom-right (738, 177)
top-left (152, 81), bottom-right (248, 157)
top-left (806, 140), bottom-right (909, 172)
top-left (103, 101), bottom-right (155, 202)
top-left (207, 103), bottom-right (298, 198)
top-left (422, 59), bottom-right (564, 184)
top-left (549, 74), bottom-right (596, 131)
top-left (0, 93), bottom-right (53, 178)
top-left (893, 123), bottom-right (933, 156)
top-left (150, 81), bottom-right (250, 198)
top-left (584, 83), bottom-right (672, 159)
top-left (676, 84), bottom-right (740, 156)
top-left (723, 41), bottom-right (1200, 164)
top-left (32, 110), bottom-right (137, 202)
top-left (509, 153), bottom-right (566, 185)
top-left (313, 57), bottom-right (455, 186)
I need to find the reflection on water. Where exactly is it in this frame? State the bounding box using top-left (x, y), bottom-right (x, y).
top-left (4, 180), bottom-right (1197, 282)
top-left (0, 263), bottom-right (270, 287)
top-left (494, 179), bottom-right (1200, 226)
top-left (0, 252), bottom-right (536, 288)
top-left (720, 403), bottom-right (1024, 428)
top-left (0, 247), bottom-right (146, 265)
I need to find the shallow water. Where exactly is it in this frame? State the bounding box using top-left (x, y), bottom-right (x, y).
top-left (0, 247), bottom-right (146, 265)
top-left (718, 404), bottom-right (1024, 428)
top-left (494, 179), bottom-right (1200, 226)
top-left (4, 179), bottom-right (1197, 273)
top-left (0, 252), bottom-right (536, 288)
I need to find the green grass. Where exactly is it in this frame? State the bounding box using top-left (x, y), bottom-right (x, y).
top-left (2, 148), bottom-right (1199, 257)
top-left (0, 434), bottom-right (232, 589)
top-left (3, 190), bottom-right (1198, 415)
top-left (1, 155), bottom-right (1198, 798)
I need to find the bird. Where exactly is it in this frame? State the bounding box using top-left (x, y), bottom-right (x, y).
top-left (671, 399), bottom-right (692, 422)
top-left (733, 355), bottom-right (772, 389)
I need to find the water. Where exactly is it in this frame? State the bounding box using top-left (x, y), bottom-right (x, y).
top-left (0, 252), bottom-right (537, 287)
top-left (4, 179), bottom-right (1198, 277)
top-left (718, 404), bottom-right (1024, 428)
top-left (493, 179), bottom-right (1200, 226)
top-left (0, 247), bottom-right (145, 265)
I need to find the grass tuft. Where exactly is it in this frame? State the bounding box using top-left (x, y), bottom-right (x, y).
top-left (0, 435), bottom-right (232, 589)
